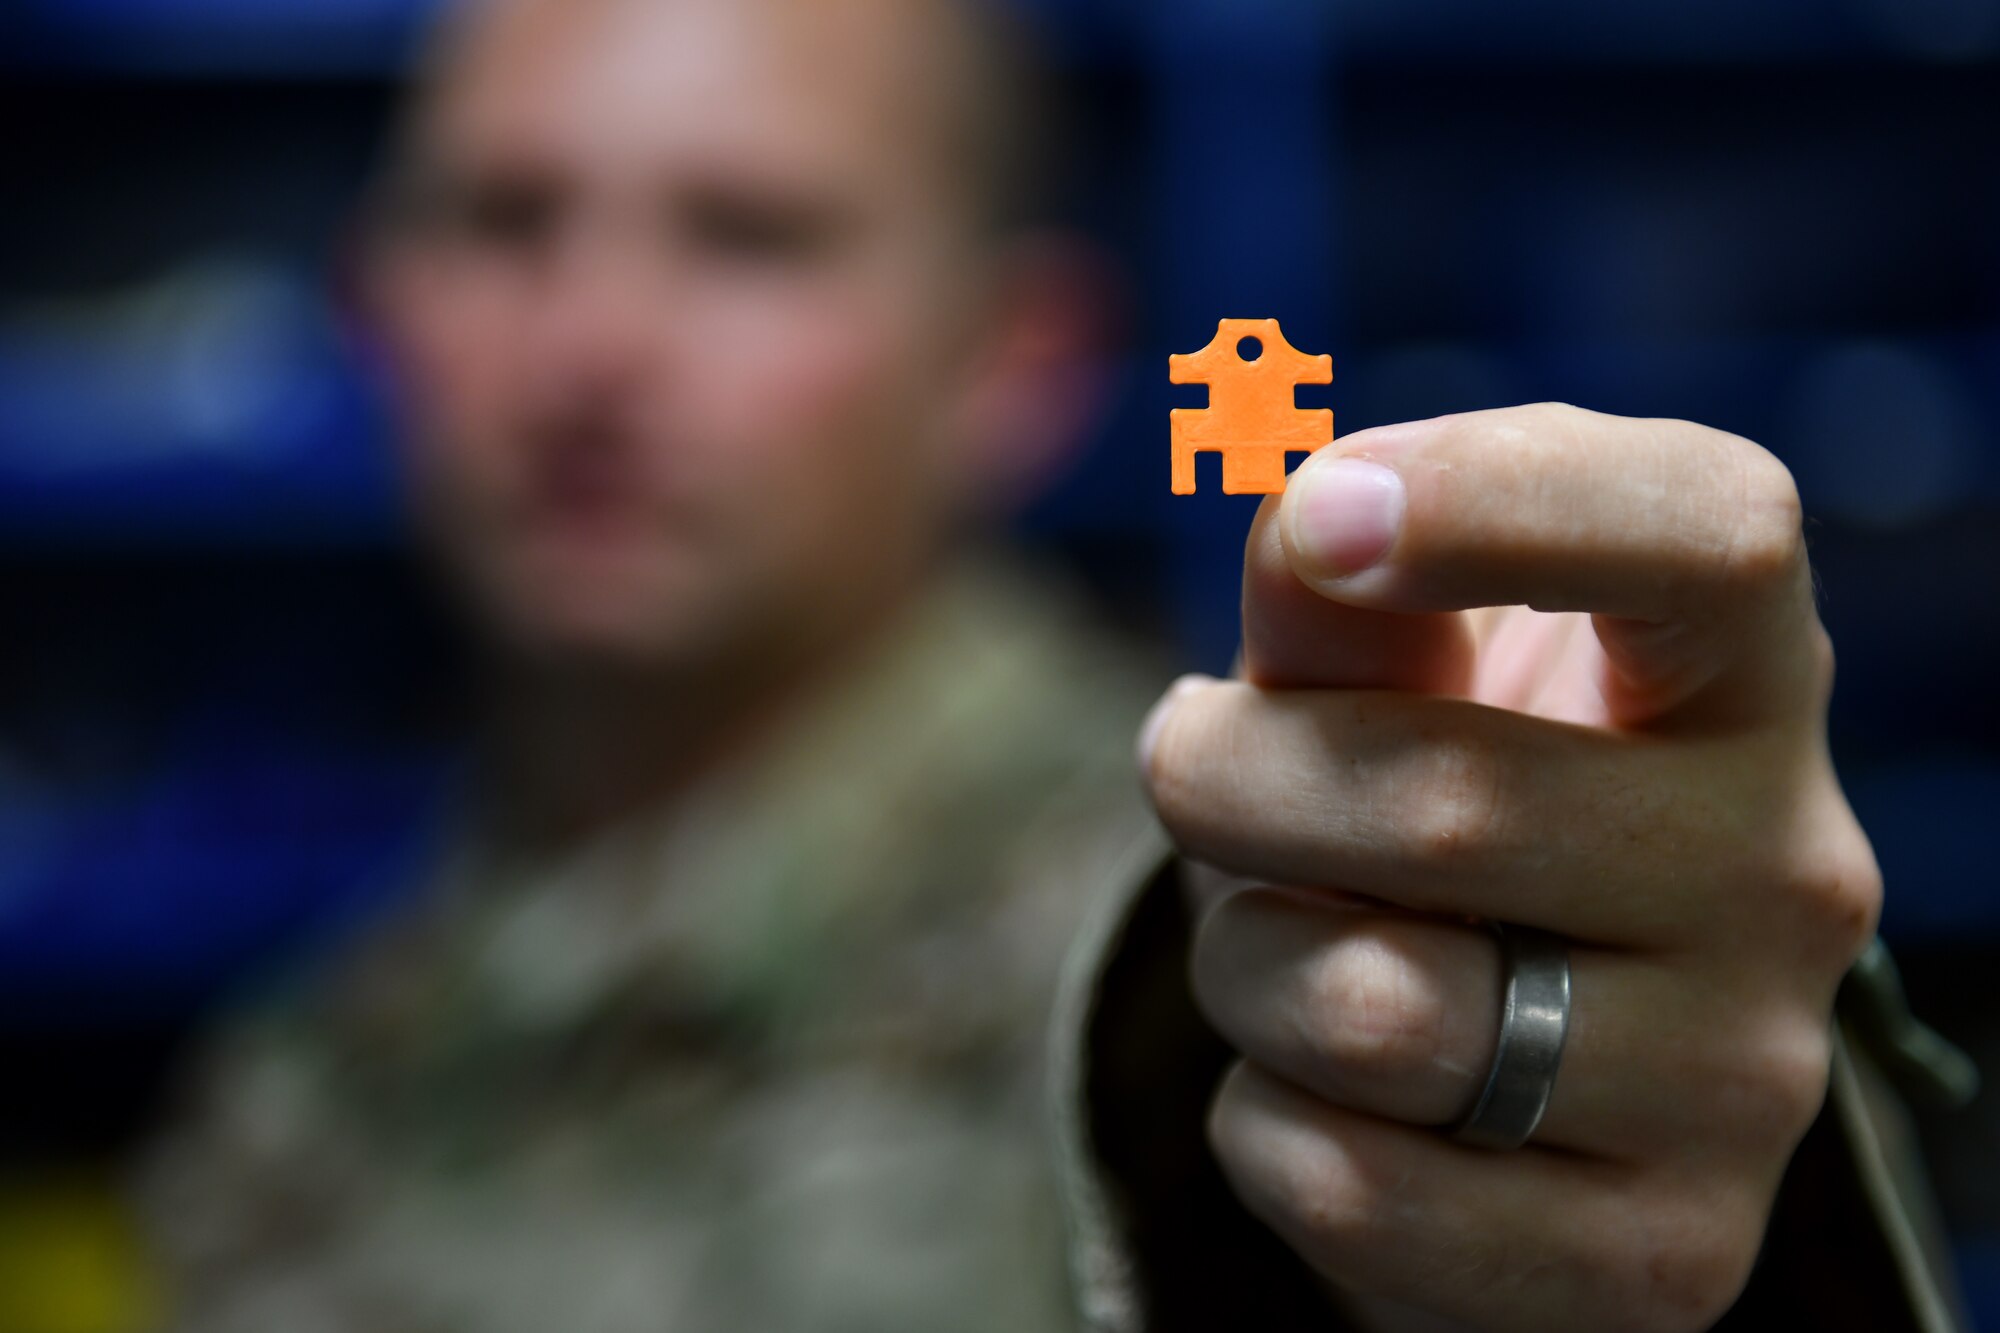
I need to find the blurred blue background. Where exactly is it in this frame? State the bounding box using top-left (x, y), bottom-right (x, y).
top-left (3, 0), bottom-right (1998, 1320)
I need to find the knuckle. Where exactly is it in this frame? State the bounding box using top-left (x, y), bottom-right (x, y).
top-left (1141, 686), bottom-right (1225, 847)
top-left (1776, 824), bottom-right (1884, 966)
top-left (1612, 1197), bottom-right (1761, 1333)
top-left (1399, 733), bottom-right (1506, 878)
top-left (1206, 1065), bottom-right (1376, 1245)
top-left (1527, 399), bottom-right (1586, 426)
top-left (1824, 858), bottom-right (1883, 963)
top-left (1765, 1022), bottom-right (1837, 1141)
top-left (1719, 1020), bottom-right (1834, 1153)
top-left (1281, 1160), bottom-right (1377, 1251)
top-left (1730, 775), bottom-right (1883, 968)
top-left (1488, 401), bottom-right (1589, 462)
top-left (1716, 445), bottom-right (1807, 596)
top-left (1308, 925), bottom-right (1448, 1081)
top-left (1645, 1239), bottom-right (1757, 1332)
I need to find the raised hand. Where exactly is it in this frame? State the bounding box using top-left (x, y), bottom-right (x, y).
top-left (1139, 404), bottom-right (1881, 1332)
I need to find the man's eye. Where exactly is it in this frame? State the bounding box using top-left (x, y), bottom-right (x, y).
top-left (430, 179), bottom-right (560, 251)
top-left (681, 192), bottom-right (843, 266)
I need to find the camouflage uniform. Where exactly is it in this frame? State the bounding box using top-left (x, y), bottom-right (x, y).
top-left (133, 557), bottom-right (1160, 1333)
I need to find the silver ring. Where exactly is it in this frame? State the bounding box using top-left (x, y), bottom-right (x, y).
top-left (1451, 923), bottom-right (1571, 1150)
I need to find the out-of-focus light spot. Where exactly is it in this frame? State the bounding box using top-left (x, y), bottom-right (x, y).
top-left (162, 264), bottom-right (330, 456)
top-left (0, 259), bottom-right (337, 474)
top-left (1846, 0), bottom-right (2000, 59)
top-left (1773, 341), bottom-right (1981, 528)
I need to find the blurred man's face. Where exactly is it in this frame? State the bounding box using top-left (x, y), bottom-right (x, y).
top-left (368, 0), bottom-right (1020, 674)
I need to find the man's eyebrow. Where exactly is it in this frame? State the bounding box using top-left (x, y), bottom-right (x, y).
top-left (673, 179), bottom-right (862, 257)
top-left (373, 151), bottom-right (561, 224)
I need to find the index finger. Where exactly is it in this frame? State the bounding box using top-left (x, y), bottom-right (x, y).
top-left (1274, 403), bottom-right (1826, 726)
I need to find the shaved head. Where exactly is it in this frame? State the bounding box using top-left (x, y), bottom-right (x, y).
top-left (382, 0), bottom-right (1052, 241)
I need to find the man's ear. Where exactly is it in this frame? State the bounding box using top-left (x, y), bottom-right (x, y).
top-left (945, 232), bottom-right (1127, 517)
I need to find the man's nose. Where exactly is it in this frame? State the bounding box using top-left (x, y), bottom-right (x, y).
top-left (518, 223), bottom-right (669, 407)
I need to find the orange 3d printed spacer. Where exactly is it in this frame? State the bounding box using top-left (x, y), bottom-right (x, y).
top-left (1169, 318), bottom-right (1332, 495)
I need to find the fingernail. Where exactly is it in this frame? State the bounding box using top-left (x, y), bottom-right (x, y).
top-left (1136, 673), bottom-right (1212, 774)
top-left (1291, 456), bottom-right (1405, 578)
